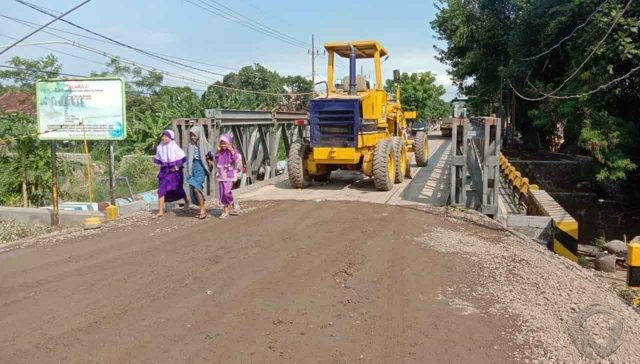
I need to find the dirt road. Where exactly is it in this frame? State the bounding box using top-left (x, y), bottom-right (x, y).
top-left (3, 200), bottom-right (640, 363)
top-left (1, 201), bottom-right (522, 363)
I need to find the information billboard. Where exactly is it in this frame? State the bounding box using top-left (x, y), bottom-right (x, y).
top-left (36, 78), bottom-right (126, 140)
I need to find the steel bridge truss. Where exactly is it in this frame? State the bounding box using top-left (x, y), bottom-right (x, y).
top-left (172, 110), bottom-right (307, 199)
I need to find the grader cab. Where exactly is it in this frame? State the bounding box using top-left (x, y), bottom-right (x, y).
top-left (287, 40), bottom-right (429, 191)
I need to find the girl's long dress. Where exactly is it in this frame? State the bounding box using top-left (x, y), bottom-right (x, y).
top-left (214, 149), bottom-right (242, 207)
top-left (157, 163), bottom-right (186, 202)
top-left (153, 152), bottom-right (186, 203)
top-left (186, 146), bottom-right (211, 202)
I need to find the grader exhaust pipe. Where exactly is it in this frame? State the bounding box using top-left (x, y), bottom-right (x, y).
top-left (349, 43), bottom-right (356, 96)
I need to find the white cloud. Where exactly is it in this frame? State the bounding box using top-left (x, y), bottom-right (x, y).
top-left (435, 73), bottom-right (452, 86)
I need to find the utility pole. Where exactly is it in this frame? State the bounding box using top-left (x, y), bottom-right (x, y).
top-left (311, 34), bottom-right (315, 86)
top-left (308, 34), bottom-right (325, 88)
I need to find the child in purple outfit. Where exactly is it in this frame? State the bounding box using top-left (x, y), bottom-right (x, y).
top-left (214, 133), bottom-right (243, 219)
top-left (153, 130), bottom-right (188, 216)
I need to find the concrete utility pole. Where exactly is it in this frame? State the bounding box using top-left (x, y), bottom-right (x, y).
top-left (308, 34), bottom-right (326, 89)
top-left (310, 34), bottom-right (316, 86)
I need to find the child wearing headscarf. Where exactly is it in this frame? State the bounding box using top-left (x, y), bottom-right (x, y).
top-left (153, 130), bottom-right (188, 217)
top-left (214, 133), bottom-right (243, 219)
top-left (186, 125), bottom-right (214, 219)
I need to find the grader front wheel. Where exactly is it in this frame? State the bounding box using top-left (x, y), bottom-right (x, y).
top-left (287, 141), bottom-right (312, 189)
top-left (373, 139), bottom-right (395, 191)
top-left (391, 137), bottom-right (406, 183)
top-left (415, 131), bottom-right (429, 167)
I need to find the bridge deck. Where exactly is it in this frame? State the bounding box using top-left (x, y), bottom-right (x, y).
top-left (240, 133), bottom-right (451, 206)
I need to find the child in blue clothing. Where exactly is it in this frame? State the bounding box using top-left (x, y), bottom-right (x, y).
top-left (186, 125), bottom-right (214, 219)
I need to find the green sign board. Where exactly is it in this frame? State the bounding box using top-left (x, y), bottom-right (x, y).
top-left (36, 77), bottom-right (126, 140)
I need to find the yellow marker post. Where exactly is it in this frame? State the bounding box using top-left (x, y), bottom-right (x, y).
top-left (105, 205), bottom-right (118, 221)
top-left (628, 241), bottom-right (640, 287)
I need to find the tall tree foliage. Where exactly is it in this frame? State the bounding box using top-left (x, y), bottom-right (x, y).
top-left (384, 72), bottom-right (450, 120)
top-left (203, 64), bottom-right (312, 111)
top-left (0, 54), bottom-right (61, 89)
top-left (432, 0), bottom-right (640, 183)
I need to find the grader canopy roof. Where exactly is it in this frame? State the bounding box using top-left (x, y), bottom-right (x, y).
top-left (324, 40), bottom-right (388, 59)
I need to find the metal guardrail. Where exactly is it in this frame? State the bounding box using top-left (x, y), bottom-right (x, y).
top-left (499, 154), bottom-right (539, 211)
top-left (450, 117), bottom-right (501, 216)
top-left (172, 110), bottom-right (308, 198)
top-left (499, 153), bottom-right (579, 262)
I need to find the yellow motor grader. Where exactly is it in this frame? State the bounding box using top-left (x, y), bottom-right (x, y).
top-left (287, 40), bottom-right (428, 190)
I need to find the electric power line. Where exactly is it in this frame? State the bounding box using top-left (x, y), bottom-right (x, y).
top-left (0, 64), bottom-right (83, 78)
top-left (183, 0), bottom-right (307, 49)
top-left (0, 13), bottom-right (238, 71)
top-left (1, 35), bottom-right (310, 97)
top-left (238, 0), bottom-right (297, 29)
top-left (4, 6), bottom-right (226, 84)
top-left (15, 0), bottom-right (229, 78)
top-left (10, 0), bottom-right (314, 97)
top-left (0, 33), bottom-right (107, 66)
top-left (0, 27), bottom-right (221, 84)
top-left (509, 64), bottom-right (640, 100)
top-left (1, 35), bottom-right (220, 89)
top-left (519, 0), bottom-right (611, 61)
top-left (1, 0), bottom-right (91, 56)
top-left (202, 0), bottom-right (307, 46)
top-left (510, 0), bottom-right (634, 101)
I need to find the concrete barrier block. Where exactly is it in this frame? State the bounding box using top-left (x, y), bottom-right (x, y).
top-left (528, 216), bottom-right (553, 229)
top-left (0, 206), bottom-right (51, 226)
top-left (0, 206), bottom-right (105, 227)
top-left (118, 200), bottom-right (149, 215)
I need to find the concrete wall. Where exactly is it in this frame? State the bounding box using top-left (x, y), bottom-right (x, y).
top-left (0, 206), bottom-right (103, 227)
top-left (0, 200), bottom-right (150, 227)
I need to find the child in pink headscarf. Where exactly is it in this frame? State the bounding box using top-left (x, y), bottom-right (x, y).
top-left (214, 133), bottom-right (243, 219)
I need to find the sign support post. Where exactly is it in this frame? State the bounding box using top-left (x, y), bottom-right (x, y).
top-left (108, 141), bottom-right (115, 206)
top-left (51, 140), bottom-right (59, 227)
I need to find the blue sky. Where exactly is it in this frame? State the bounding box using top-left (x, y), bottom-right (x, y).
top-left (0, 0), bottom-right (458, 100)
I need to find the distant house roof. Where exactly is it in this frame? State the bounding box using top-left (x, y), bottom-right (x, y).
top-left (0, 91), bottom-right (36, 115)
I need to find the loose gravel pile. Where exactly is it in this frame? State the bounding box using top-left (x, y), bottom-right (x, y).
top-left (0, 220), bottom-right (49, 244)
top-left (418, 209), bottom-right (640, 363)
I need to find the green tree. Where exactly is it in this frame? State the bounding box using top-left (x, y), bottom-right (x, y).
top-left (0, 54), bottom-right (61, 89)
top-left (432, 0), bottom-right (640, 183)
top-left (0, 112), bottom-right (52, 207)
top-left (124, 87), bottom-right (203, 154)
top-left (203, 64), bottom-right (311, 111)
top-left (91, 57), bottom-right (164, 95)
top-left (384, 72), bottom-right (450, 120)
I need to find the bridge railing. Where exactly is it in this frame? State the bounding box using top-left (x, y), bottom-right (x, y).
top-left (172, 110), bottom-right (307, 199)
top-left (499, 154), bottom-right (579, 262)
top-left (498, 154), bottom-right (540, 211)
top-left (450, 116), bottom-right (502, 216)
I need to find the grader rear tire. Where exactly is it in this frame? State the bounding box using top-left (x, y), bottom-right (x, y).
top-left (391, 137), bottom-right (406, 183)
top-left (287, 141), bottom-right (311, 189)
top-left (373, 139), bottom-right (395, 191)
top-left (415, 131), bottom-right (429, 167)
